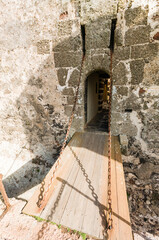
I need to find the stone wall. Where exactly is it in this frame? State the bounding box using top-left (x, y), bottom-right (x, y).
top-left (0, 0), bottom-right (117, 172)
top-left (111, 1), bottom-right (159, 237)
top-left (112, 0), bottom-right (159, 159)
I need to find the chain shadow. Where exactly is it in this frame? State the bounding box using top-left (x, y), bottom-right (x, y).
top-left (69, 146), bottom-right (108, 237)
top-left (35, 144), bottom-right (132, 239)
top-left (69, 146), bottom-right (132, 236)
top-left (36, 181), bottom-right (66, 240)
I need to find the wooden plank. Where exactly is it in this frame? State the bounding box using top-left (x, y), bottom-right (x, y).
top-left (98, 135), bottom-right (109, 239)
top-left (23, 132), bottom-right (133, 240)
top-left (80, 134), bottom-right (105, 238)
top-left (41, 132), bottom-right (89, 224)
top-left (60, 133), bottom-right (99, 232)
top-left (81, 136), bottom-right (106, 238)
top-left (22, 133), bottom-right (82, 216)
top-left (40, 133), bottom-right (83, 223)
top-left (114, 137), bottom-right (133, 240)
top-left (108, 136), bottom-right (119, 240)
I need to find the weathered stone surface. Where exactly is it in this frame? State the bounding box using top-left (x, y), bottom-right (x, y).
top-left (92, 54), bottom-right (110, 72)
top-left (123, 93), bottom-right (141, 110)
top-left (64, 105), bottom-right (72, 116)
top-left (67, 96), bottom-right (74, 105)
top-left (120, 134), bottom-right (128, 155)
top-left (54, 51), bottom-right (82, 67)
top-left (135, 162), bottom-right (156, 180)
top-left (28, 77), bottom-right (43, 88)
top-left (68, 69), bottom-right (79, 87)
top-left (125, 26), bottom-right (150, 46)
top-left (62, 87), bottom-right (74, 96)
top-left (36, 40), bottom-right (50, 54)
top-left (116, 86), bottom-right (128, 96)
top-left (58, 20), bottom-right (79, 36)
top-left (120, 122), bottom-right (138, 136)
top-left (115, 28), bottom-right (123, 46)
top-left (113, 62), bottom-right (128, 85)
top-left (53, 35), bottom-right (82, 52)
top-left (131, 43), bottom-right (158, 59)
top-left (143, 57), bottom-right (159, 85)
top-left (86, 18), bottom-right (111, 49)
top-left (114, 46), bottom-right (130, 60)
top-left (57, 68), bottom-right (68, 86)
top-left (125, 6), bottom-right (148, 26)
top-left (130, 60), bottom-right (145, 84)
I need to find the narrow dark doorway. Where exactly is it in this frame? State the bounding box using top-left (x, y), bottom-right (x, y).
top-left (85, 71), bottom-right (110, 132)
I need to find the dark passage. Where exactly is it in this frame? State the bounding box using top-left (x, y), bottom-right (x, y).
top-left (85, 72), bottom-right (110, 132)
top-left (86, 109), bottom-right (109, 132)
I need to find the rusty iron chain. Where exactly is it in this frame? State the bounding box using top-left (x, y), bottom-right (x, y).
top-left (106, 50), bottom-right (113, 232)
top-left (37, 55), bottom-right (85, 208)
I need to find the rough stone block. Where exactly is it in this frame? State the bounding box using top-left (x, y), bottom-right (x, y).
top-left (64, 105), bottom-right (73, 116)
top-left (36, 40), bottom-right (50, 54)
top-left (125, 26), bottom-right (150, 46)
top-left (135, 162), bottom-right (156, 180)
top-left (67, 96), bottom-right (74, 105)
top-left (130, 60), bottom-right (145, 85)
top-left (86, 18), bottom-right (111, 49)
top-left (120, 134), bottom-right (128, 146)
top-left (143, 57), bottom-right (159, 85)
top-left (53, 35), bottom-right (82, 52)
top-left (131, 43), bottom-right (158, 59)
top-left (54, 51), bottom-right (82, 68)
top-left (116, 86), bottom-right (128, 96)
top-left (86, 29), bottom-right (111, 49)
top-left (120, 134), bottom-right (128, 155)
top-left (58, 20), bottom-right (79, 36)
top-left (113, 62), bottom-right (128, 85)
top-left (91, 54), bottom-right (110, 73)
top-left (125, 6), bottom-right (148, 27)
top-left (28, 77), bottom-right (43, 88)
top-left (115, 28), bottom-right (123, 46)
top-left (120, 123), bottom-right (137, 137)
top-left (122, 93), bottom-right (141, 110)
top-left (68, 69), bottom-right (80, 87)
top-left (62, 87), bottom-right (74, 96)
top-left (75, 105), bottom-right (83, 116)
top-left (114, 46), bottom-right (130, 60)
top-left (72, 117), bottom-right (82, 131)
top-left (57, 68), bottom-right (68, 86)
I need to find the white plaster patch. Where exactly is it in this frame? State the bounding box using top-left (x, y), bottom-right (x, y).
top-left (112, 86), bottom-right (117, 94)
top-left (146, 86), bottom-right (159, 96)
top-left (130, 0), bottom-right (149, 9)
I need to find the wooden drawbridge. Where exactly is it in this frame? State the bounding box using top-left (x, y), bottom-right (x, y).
top-left (23, 132), bottom-right (133, 240)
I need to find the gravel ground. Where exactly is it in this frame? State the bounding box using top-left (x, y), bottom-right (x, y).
top-left (0, 199), bottom-right (82, 240)
top-left (0, 198), bottom-right (158, 240)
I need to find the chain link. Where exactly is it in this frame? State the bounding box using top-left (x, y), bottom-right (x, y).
top-left (106, 50), bottom-right (113, 231)
top-left (37, 55), bottom-right (85, 208)
top-left (36, 46), bottom-right (113, 235)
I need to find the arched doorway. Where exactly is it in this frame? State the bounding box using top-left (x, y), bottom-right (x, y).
top-left (85, 71), bottom-right (110, 132)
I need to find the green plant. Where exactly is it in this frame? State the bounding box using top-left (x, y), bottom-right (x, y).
top-left (79, 232), bottom-right (87, 240)
top-left (33, 216), bottom-right (44, 222)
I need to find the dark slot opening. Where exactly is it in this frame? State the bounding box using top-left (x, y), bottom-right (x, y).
top-left (109, 19), bottom-right (117, 52)
top-left (81, 25), bottom-right (86, 56)
top-left (96, 82), bottom-right (98, 94)
top-left (125, 109), bottom-right (132, 113)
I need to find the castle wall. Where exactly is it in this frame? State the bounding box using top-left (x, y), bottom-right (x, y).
top-left (111, 0), bottom-right (159, 158)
